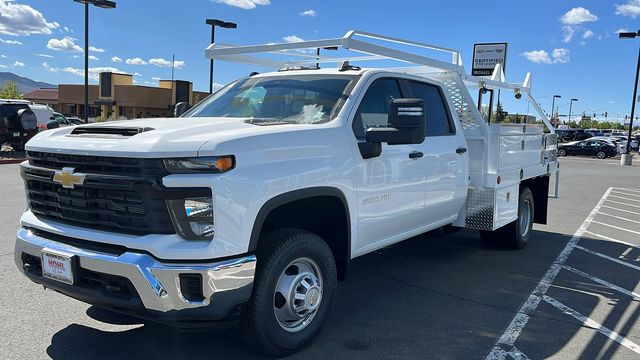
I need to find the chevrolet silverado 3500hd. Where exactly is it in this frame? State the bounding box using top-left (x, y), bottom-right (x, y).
top-left (14, 31), bottom-right (559, 356)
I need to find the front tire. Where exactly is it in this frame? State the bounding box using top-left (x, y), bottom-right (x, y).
top-left (246, 229), bottom-right (337, 357)
top-left (596, 151), bottom-right (606, 159)
top-left (558, 148), bottom-right (566, 157)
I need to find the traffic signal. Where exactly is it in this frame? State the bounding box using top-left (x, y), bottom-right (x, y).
top-left (605, 112), bottom-right (607, 117)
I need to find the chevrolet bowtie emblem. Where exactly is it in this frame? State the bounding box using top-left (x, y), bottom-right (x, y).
top-left (52, 167), bottom-right (86, 189)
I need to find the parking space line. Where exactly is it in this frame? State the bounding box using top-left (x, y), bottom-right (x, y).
top-left (612, 191), bottom-right (640, 199)
top-left (616, 188), bottom-right (640, 194)
top-left (591, 221), bottom-right (640, 236)
top-left (560, 265), bottom-right (640, 300)
top-left (583, 231), bottom-right (639, 249)
top-left (485, 188), bottom-right (612, 360)
top-left (621, 247), bottom-right (634, 259)
top-left (608, 194), bottom-right (640, 203)
top-left (597, 212), bottom-right (640, 225)
top-left (604, 199), bottom-right (640, 209)
top-left (600, 205), bottom-right (640, 217)
top-left (575, 245), bottom-right (640, 272)
top-left (542, 295), bottom-right (640, 354)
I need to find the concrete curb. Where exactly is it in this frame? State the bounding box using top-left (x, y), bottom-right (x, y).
top-left (0, 158), bottom-right (26, 165)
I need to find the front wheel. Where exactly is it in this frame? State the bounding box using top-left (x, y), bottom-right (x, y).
top-left (558, 148), bottom-right (566, 157)
top-left (596, 151), bottom-right (606, 159)
top-left (246, 229), bottom-right (337, 357)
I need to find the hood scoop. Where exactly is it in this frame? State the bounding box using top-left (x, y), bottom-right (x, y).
top-left (68, 126), bottom-right (154, 138)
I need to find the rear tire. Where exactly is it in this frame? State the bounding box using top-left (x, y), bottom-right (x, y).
top-left (246, 229), bottom-right (337, 357)
top-left (596, 151), bottom-right (606, 159)
top-left (479, 187), bottom-right (534, 250)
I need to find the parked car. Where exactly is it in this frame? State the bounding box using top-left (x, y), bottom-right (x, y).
top-left (51, 112), bottom-right (80, 128)
top-left (29, 103), bottom-right (55, 130)
top-left (610, 135), bottom-right (639, 151)
top-left (65, 116), bottom-right (84, 125)
top-left (558, 139), bottom-right (617, 158)
top-left (0, 99), bottom-right (38, 151)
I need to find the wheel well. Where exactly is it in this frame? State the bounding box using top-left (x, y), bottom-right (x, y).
top-left (250, 190), bottom-right (350, 281)
top-left (521, 175), bottom-right (550, 225)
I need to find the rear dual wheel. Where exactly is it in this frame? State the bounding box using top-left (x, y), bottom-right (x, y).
top-left (480, 187), bottom-right (534, 249)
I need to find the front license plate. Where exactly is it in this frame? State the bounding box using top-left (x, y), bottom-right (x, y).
top-left (42, 250), bottom-right (74, 285)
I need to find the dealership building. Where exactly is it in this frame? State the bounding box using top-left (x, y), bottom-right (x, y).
top-left (24, 72), bottom-right (209, 120)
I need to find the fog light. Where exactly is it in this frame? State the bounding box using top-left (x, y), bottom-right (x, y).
top-left (167, 197), bottom-right (214, 240)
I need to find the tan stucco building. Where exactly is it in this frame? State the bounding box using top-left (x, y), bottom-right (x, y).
top-left (24, 72), bottom-right (209, 120)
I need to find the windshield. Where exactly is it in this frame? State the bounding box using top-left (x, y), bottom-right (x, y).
top-left (184, 74), bottom-right (357, 124)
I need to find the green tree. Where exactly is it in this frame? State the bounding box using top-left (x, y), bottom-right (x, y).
top-left (495, 101), bottom-right (507, 123)
top-left (0, 80), bottom-right (23, 99)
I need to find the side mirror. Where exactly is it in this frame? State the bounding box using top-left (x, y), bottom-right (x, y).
top-left (50, 116), bottom-right (55, 120)
top-left (46, 120), bottom-right (60, 130)
top-left (174, 102), bottom-right (190, 117)
top-left (365, 98), bottom-right (426, 145)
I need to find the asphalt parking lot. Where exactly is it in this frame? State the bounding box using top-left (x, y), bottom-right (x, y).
top-left (1, 157), bottom-right (639, 359)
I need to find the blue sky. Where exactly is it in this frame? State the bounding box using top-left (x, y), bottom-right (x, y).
top-left (0, 0), bottom-right (639, 123)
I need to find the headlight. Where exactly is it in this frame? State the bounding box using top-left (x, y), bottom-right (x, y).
top-left (164, 156), bottom-right (235, 173)
top-left (167, 197), bottom-right (214, 240)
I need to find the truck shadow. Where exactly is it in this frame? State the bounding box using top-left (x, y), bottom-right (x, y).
top-left (46, 229), bottom-right (640, 359)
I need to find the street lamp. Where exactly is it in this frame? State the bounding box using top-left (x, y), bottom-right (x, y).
top-left (73, 0), bottom-right (116, 124)
top-left (568, 98), bottom-right (578, 125)
top-left (551, 95), bottom-right (561, 125)
top-left (619, 30), bottom-right (640, 164)
top-left (206, 19), bottom-right (237, 94)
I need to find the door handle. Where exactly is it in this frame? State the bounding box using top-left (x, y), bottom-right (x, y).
top-left (409, 151), bottom-right (424, 159)
top-left (456, 147), bottom-right (467, 154)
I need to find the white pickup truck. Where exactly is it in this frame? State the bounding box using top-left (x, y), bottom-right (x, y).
top-left (14, 31), bottom-right (558, 356)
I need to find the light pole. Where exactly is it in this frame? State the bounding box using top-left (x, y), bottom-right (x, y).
top-left (206, 19), bottom-right (237, 94)
top-left (568, 98), bottom-right (578, 125)
top-left (73, 0), bottom-right (116, 123)
top-left (551, 95), bottom-right (561, 126)
top-left (619, 30), bottom-right (640, 164)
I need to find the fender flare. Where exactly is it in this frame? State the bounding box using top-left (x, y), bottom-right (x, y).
top-left (248, 186), bottom-right (351, 253)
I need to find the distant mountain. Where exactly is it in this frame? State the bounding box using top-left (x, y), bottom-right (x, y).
top-left (0, 72), bottom-right (55, 95)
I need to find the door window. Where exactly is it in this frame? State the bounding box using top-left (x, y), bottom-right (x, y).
top-left (353, 78), bottom-right (402, 139)
top-left (408, 81), bottom-right (455, 136)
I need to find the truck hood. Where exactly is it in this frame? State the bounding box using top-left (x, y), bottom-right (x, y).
top-left (25, 117), bottom-right (287, 158)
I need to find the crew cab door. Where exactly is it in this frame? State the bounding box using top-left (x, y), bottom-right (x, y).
top-left (406, 80), bottom-right (468, 224)
top-left (350, 77), bottom-right (427, 253)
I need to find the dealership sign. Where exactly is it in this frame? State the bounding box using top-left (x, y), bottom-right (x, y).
top-left (472, 43), bottom-right (508, 77)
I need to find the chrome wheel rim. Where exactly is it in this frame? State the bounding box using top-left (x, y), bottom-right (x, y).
top-left (273, 257), bottom-right (323, 333)
top-left (519, 198), bottom-right (532, 238)
top-left (597, 151), bottom-right (605, 159)
top-left (558, 149), bottom-right (565, 156)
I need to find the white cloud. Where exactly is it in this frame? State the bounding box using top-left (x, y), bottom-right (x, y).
top-left (522, 50), bottom-right (552, 64)
top-left (133, 72), bottom-right (142, 76)
top-left (125, 57), bottom-right (147, 65)
top-left (13, 61), bottom-right (24, 67)
top-left (63, 66), bottom-right (122, 81)
top-left (34, 53), bottom-right (53, 58)
top-left (0, 0), bottom-right (59, 36)
top-left (42, 61), bottom-right (58, 72)
top-left (0, 38), bottom-right (23, 45)
top-left (562, 26), bottom-right (575, 43)
top-left (0, 54), bottom-right (7, 58)
top-left (214, 0), bottom-right (270, 9)
top-left (0, 64), bottom-right (7, 69)
top-left (47, 37), bottom-right (82, 52)
top-left (89, 46), bottom-right (105, 53)
top-left (560, 7), bottom-right (599, 25)
top-left (299, 10), bottom-right (317, 17)
top-left (149, 58), bottom-right (185, 69)
top-left (582, 30), bottom-right (594, 39)
top-left (522, 48), bottom-right (570, 64)
top-left (283, 35), bottom-right (304, 43)
top-left (552, 48), bottom-right (570, 63)
top-left (616, 0), bottom-right (640, 18)
top-left (111, 56), bottom-right (122, 63)
top-left (88, 55), bottom-right (99, 61)
top-left (608, 100), bottom-right (616, 104)
top-left (63, 26), bottom-right (72, 33)
top-left (151, 76), bottom-right (161, 81)
top-left (616, 28), bottom-right (631, 34)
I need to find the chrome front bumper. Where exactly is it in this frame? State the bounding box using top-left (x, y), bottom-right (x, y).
top-left (15, 227), bottom-right (256, 324)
